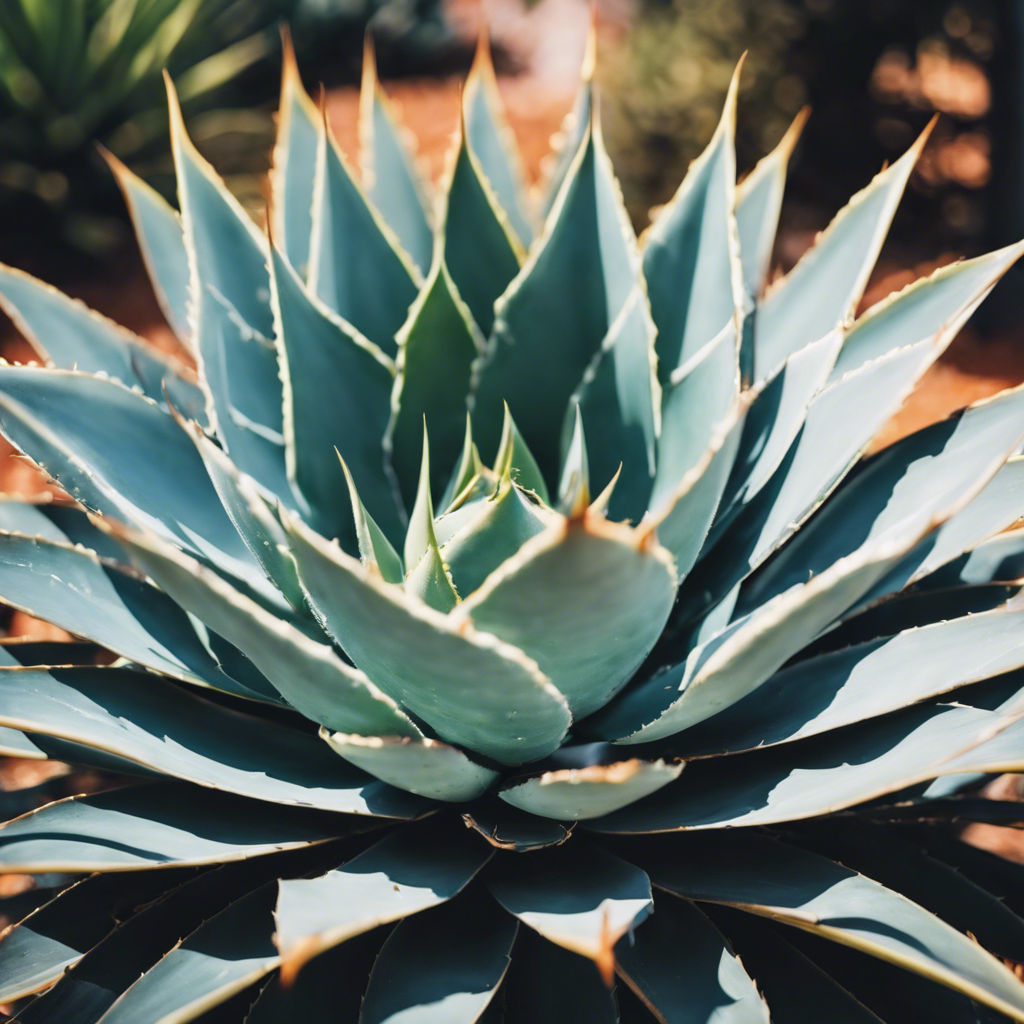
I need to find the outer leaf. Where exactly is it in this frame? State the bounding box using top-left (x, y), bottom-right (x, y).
top-left (463, 30), bottom-right (535, 248)
top-left (386, 258), bottom-right (485, 511)
top-left (322, 731), bottom-right (498, 803)
top-left (472, 115), bottom-right (639, 485)
top-left (754, 122), bottom-right (933, 378)
top-left (676, 602), bottom-right (1024, 757)
top-left (499, 759), bottom-right (682, 821)
top-left (271, 244), bottom-right (402, 549)
top-left (282, 512), bottom-right (572, 764)
top-left (0, 262), bottom-right (203, 421)
top-left (734, 107), bottom-right (808, 301)
top-left (616, 896), bottom-right (771, 1024)
top-left (591, 677), bottom-right (1024, 832)
top-left (359, 892), bottom-right (515, 1024)
top-left (924, 524), bottom-right (1024, 590)
top-left (184, 421), bottom-right (305, 609)
top-left (98, 883), bottom-right (280, 1024)
top-left (681, 338), bottom-right (943, 620)
top-left (271, 35), bottom-right (320, 275)
top-left (104, 149), bottom-right (192, 347)
top-left (0, 869), bottom-right (192, 1004)
top-left (644, 60), bottom-right (744, 382)
top-left (443, 118), bottom-right (523, 339)
top-left (110, 522), bottom-right (419, 738)
top-left (455, 515), bottom-right (677, 718)
top-left (360, 38), bottom-right (433, 276)
top-left (569, 288), bottom-right (659, 523)
top-left (309, 100), bottom-right (420, 358)
top-left (486, 841), bottom-right (651, 979)
top-left (274, 821), bottom-right (492, 979)
top-left (641, 831), bottom-right (1024, 1023)
top-left (0, 783), bottom-right (350, 873)
top-left (167, 76), bottom-right (289, 499)
top-left (0, 666), bottom-right (426, 817)
top-left (830, 241), bottom-right (1024, 382)
top-left (0, 531), bottom-right (278, 702)
top-left (0, 496), bottom-right (127, 561)
top-left (0, 367), bottom-right (267, 593)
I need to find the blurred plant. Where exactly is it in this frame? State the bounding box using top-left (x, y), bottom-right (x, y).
top-left (0, 0), bottom-right (297, 253)
top-left (599, 0), bottom-right (807, 227)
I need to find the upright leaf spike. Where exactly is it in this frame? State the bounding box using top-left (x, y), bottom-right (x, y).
top-left (463, 24), bottom-right (536, 248)
top-left (440, 414), bottom-right (484, 513)
top-left (359, 32), bottom-right (434, 276)
top-left (271, 27), bottom-right (321, 276)
top-left (559, 406), bottom-right (591, 517)
top-left (493, 403), bottom-right (550, 503)
top-left (338, 452), bottom-right (404, 585)
top-left (643, 54), bottom-right (746, 384)
top-left (735, 105), bottom-right (810, 302)
top-left (589, 464), bottom-right (622, 517)
top-left (755, 114), bottom-right (938, 378)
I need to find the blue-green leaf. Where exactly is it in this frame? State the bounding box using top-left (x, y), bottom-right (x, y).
top-left (0, 366), bottom-right (272, 596)
top-left (271, 38), bottom-right (321, 276)
top-left (455, 515), bottom-right (677, 718)
top-left (167, 77), bottom-right (289, 499)
top-left (569, 288), bottom-right (659, 524)
top-left (104, 149), bottom-right (192, 347)
top-left (616, 896), bottom-right (771, 1024)
top-left (275, 820), bottom-right (492, 980)
top-left (360, 39), bottom-right (433, 276)
top-left (499, 758), bottom-right (682, 821)
top-left (831, 241), bottom-right (1024, 382)
top-left (0, 782), bottom-right (350, 873)
top-left (308, 93), bottom-right (420, 358)
top-left (271, 244), bottom-right (401, 549)
top-left (644, 60), bottom-right (744, 382)
top-left (0, 666), bottom-right (426, 816)
top-left (110, 523), bottom-right (420, 738)
top-left (386, 257), bottom-right (485, 512)
top-left (557, 405), bottom-right (590, 515)
top-left (734, 107), bottom-right (808, 301)
top-left (486, 840), bottom-right (651, 975)
top-left (0, 530), bottom-right (278, 702)
top-left (640, 830), bottom-right (1024, 1022)
top-left (282, 511), bottom-right (572, 764)
top-left (0, 497), bottom-right (123, 561)
top-left (464, 31), bottom-right (535, 248)
top-left (754, 122), bottom-right (933, 378)
top-left (322, 731), bottom-right (498, 803)
top-left (360, 891), bottom-right (517, 1024)
top-left (473, 114), bottom-right (639, 485)
top-left (0, 262), bottom-right (203, 422)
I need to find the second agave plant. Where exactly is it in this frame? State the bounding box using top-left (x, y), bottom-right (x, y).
top-left (2, 26), bottom-right (1024, 1024)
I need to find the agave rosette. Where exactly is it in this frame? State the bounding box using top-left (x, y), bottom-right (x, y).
top-left (2, 31), bottom-right (1024, 1024)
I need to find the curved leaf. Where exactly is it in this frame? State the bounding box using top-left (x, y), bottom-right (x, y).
top-left (274, 820), bottom-right (492, 980)
top-left (0, 666), bottom-right (426, 817)
top-left (110, 523), bottom-right (419, 738)
top-left (283, 511), bottom-right (571, 764)
top-left (455, 515), bottom-right (677, 718)
top-left (499, 759), bottom-right (682, 821)
top-left (360, 890), bottom-right (517, 1024)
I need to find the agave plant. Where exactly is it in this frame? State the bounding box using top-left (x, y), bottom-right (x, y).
top-left (3, 27), bottom-right (1024, 1023)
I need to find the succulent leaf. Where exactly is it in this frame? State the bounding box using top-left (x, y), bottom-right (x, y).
top-left (387, 258), bottom-right (485, 512)
top-left (272, 34), bottom-right (321, 277)
top-left (340, 454), bottom-right (405, 585)
top-left (103, 149), bottom-right (193, 349)
top-left (359, 37), bottom-right (434, 277)
top-left (557, 405), bottom-right (590, 516)
top-left (111, 523), bottom-right (421, 738)
top-left (321, 731), bottom-right (499, 803)
top-left (473, 110), bottom-right (639, 485)
top-left (643, 58), bottom-right (745, 383)
top-left (308, 106), bottom-right (420, 359)
top-left (283, 511), bottom-right (572, 764)
top-left (754, 120), bottom-right (935, 379)
top-left (270, 243), bottom-right (401, 549)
